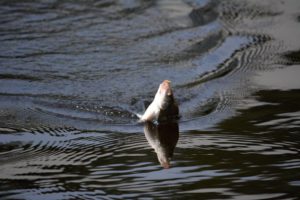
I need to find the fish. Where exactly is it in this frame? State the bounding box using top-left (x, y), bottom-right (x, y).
top-left (140, 80), bottom-right (179, 123)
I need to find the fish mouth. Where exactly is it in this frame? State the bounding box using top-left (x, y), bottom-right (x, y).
top-left (159, 80), bottom-right (172, 96)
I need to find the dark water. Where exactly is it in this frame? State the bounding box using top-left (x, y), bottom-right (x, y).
top-left (1, 0), bottom-right (300, 199)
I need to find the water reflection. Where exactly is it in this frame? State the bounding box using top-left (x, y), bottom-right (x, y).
top-left (144, 122), bottom-right (179, 169)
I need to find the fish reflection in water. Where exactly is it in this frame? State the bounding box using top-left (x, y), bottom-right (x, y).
top-left (144, 122), bottom-right (179, 169)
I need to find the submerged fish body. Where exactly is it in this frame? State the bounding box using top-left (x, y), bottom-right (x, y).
top-left (140, 80), bottom-right (179, 123)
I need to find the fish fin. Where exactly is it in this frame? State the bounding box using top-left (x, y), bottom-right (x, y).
top-left (135, 113), bottom-right (146, 123)
top-left (136, 113), bottom-right (143, 119)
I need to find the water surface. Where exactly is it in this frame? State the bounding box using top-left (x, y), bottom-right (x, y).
top-left (1, 0), bottom-right (300, 199)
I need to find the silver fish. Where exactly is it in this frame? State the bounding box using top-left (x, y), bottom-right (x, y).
top-left (140, 80), bottom-right (179, 123)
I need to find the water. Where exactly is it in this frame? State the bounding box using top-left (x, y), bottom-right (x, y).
top-left (0, 0), bottom-right (300, 199)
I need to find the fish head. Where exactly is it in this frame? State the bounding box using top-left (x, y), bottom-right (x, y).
top-left (158, 80), bottom-right (172, 96)
top-left (155, 80), bottom-right (174, 110)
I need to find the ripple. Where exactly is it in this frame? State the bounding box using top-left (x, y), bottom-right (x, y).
top-left (220, 0), bottom-right (282, 28)
top-left (33, 99), bottom-right (138, 124)
top-left (0, 73), bottom-right (42, 81)
top-left (188, 1), bottom-right (219, 26)
top-left (179, 133), bottom-right (299, 155)
top-left (0, 129), bottom-right (123, 180)
top-left (272, 159), bottom-right (300, 170)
